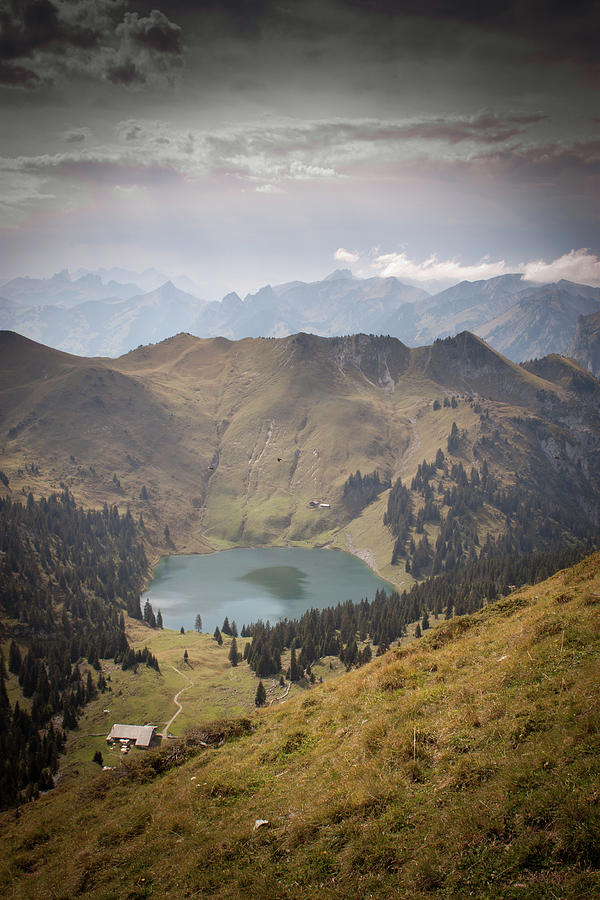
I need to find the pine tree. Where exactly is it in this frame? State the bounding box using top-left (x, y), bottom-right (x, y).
top-left (194, 613), bottom-right (202, 632)
top-left (93, 750), bottom-right (104, 766)
top-left (143, 599), bottom-right (156, 628)
top-left (86, 670), bottom-right (97, 701)
top-left (447, 421), bottom-right (460, 453)
top-left (255, 681), bottom-right (267, 706)
top-left (214, 626), bottom-right (223, 646)
top-left (8, 640), bottom-right (22, 675)
top-left (289, 647), bottom-right (302, 682)
top-left (229, 637), bottom-right (239, 667)
top-left (156, 609), bottom-right (163, 629)
top-left (222, 616), bottom-right (232, 636)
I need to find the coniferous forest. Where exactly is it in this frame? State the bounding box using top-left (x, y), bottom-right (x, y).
top-left (241, 541), bottom-right (591, 680)
top-left (0, 490), bottom-right (153, 808)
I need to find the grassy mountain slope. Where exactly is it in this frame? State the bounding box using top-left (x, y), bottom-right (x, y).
top-left (2, 551), bottom-right (600, 899)
top-left (1, 330), bottom-right (599, 585)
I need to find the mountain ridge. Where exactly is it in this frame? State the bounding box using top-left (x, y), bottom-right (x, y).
top-left (1, 269), bottom-right (599, 364)
top-left (1, 328), bottom-right (598, 588)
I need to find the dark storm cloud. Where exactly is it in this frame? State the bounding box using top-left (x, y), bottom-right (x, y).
top-left (0, 58), bottom-right (39, 87)
top-left (147, 0), bottom-right (599, 76)
top-left (0, 0), bottom-right (183, 88)
top-left (105, 59), bottom-right (145, 87)
top-left (0, 0), bottom-right (101, 59)
top-left (116, 9), bottom-right (182, 54)
top-left (64, 128), bottom-right (90, 143)
top-left (342, 0), bottom-right (599, 69)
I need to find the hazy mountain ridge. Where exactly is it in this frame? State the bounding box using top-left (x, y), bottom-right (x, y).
top-left (0, 269), bottom-right (142, 307)
top-left (478, 281), bottom-right (600, 360)
top-left (1, 268), bottom-right (599, 363)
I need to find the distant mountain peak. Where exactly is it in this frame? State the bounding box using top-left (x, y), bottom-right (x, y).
top-left (51, 269), bottom-right (71, 283)
top-left (323, 268), bottom-right (353, 281)
top-left (222, 291), bottom-right (242, 304)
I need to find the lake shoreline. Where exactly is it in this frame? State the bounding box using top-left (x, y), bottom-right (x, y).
top-left (143, 546), bottom-right (396, 634)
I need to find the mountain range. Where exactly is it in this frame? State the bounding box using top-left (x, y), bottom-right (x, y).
top-left (2, 268), bottom-right (600, 366)
top-left (1, 328), bottom-right (598, 587)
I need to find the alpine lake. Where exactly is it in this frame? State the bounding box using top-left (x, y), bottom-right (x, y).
top-left (144, 547), bottom-right (395, 634)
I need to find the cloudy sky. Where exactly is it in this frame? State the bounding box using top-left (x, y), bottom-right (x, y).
top-left (1, 0), bottom-right (599, 297)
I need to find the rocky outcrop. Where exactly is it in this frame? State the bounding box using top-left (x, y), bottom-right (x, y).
top-left (569, 309), bottom-right (600, 377)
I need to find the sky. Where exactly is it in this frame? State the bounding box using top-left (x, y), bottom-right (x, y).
top-left (1, 0), bottom-right (599, 298)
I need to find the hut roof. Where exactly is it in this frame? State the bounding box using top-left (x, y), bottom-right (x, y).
top-left (107, 724), bottom-right (156, 748)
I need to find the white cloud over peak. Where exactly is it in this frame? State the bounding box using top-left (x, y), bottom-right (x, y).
top-left (341, 248), bottom-right (600, 289)
top-left (522, 249), bottom-right (600, 287)
top-left (372, 252), bottom-right (511, 284)
top-left (334, 247), bottom-right (359, 263)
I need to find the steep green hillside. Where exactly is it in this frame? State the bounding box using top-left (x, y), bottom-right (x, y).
top-left (1, 330), bottom-right (598, 588)
top-left (2, 551), bottom-right (599, 899)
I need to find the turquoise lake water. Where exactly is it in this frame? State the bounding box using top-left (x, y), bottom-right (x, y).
top-left (144, 547), bottom-right (395, 633)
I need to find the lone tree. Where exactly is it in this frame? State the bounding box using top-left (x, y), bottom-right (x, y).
top-left (229, 637), bottom-right (239, 667)
top-left (93, 750), bottom-right (103, 766)
top-left (143, 599), bottom-right (156, 628)
top-left (447, 421), bottom-right (460, 453)
top-left (255, 681), bottom-right (267, 707)
top-left (156, 609), bottom-right (163, 629)
top-left (194, 613), bottom-right (202, 633)
top-left (180, 625), bottom-right (185, 635)
top-left (288, 647), bottom-right (302, 682)
top-left (184, 649), bottom-right (189, 663)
